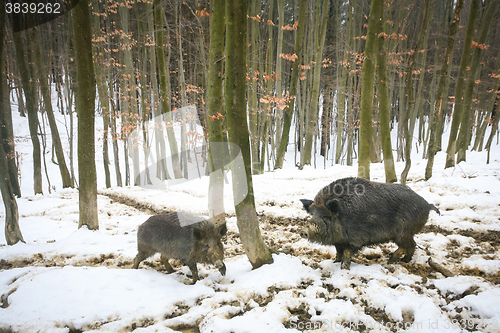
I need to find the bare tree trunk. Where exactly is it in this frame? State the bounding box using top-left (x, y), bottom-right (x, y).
top-left (119, 1), bottom-right (141, 186)
top-left (425, 0), bottom-right (464, 180)
top-left (445, 0), bottom-right (479, 168)
top-left (91, 0), bottom-right (111, 188)
top-left (176, 1), bottom-right (189, 179)
top-left (30, 27), bottom-right (74, 188)
top-left (207, 0), bottom-right (226, 225)
top-left (0, 138), bottom-right (23, 245)
top-left (302, 0), bottom-right (330, 165)
top-left (154, 0), bottom-right (182, 179)
top-left (72, 0), bottom-right (98, 230)
top-left (375, 4), bottom-right (397, 183)
top-left (485, 91), bottom-right (499, 164)
top-left (0, 2), bottom-right (24, 244)
top-left (12, 28), bottom-right (43, 194)
top-left (144, 0), bottom-right (168, 182)
top-left (248, 0), bottom-right (261, 174)
top-left (273, 0), bottom-right (285, 154)
top-left (225, 0), bottom-right (273, 268)
top-left (401, 0), bottom-right (431, 185)
top-left (134, 2), bottom-right (152, 186)
top-left (358, 0), bottom-right (382, 179)
top-left (457, 0), bottom-right (496, 163)
top-left (274, 0), bottom-right (307, 169)
top-left (0, 45), bottom-right (21, 197)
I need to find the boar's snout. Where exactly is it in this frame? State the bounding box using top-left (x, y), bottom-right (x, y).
top-left (300, 229), bottom-right (309, 239)
top-left (214, 259), bottom-right (224, 269)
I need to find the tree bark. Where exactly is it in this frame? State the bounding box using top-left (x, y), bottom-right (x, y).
top-left (91, 0), bottom-right (112, 188)
top-left (0, 2), bottom-right (24, 245)
top-left (274, 0), bottom-right (307, 169)
top-left (207, 0), bottom-right (227, 225)
top-left (12, 28), bottom-right (43, 194)
top-left (72, 0), bottom-right (98, 230)
top-left (456, 0), bottom-right (496, 163)
top-left (375, 2), bottom-right (397, 183)
top-left (30, 27), bottom-right (73, 188)
top-left (358, 0), bottom-right (381, 179)
top-left (154, 0), bottom-right (183, 179)
top-left (425, 0), bottom-right (464, 180)
top-left (400, 0), bottom-right (431, 185)
top-left (302, 0), bottom-right (330, 165)
top-left (445, 0), bottom-right (479, 168)
top-left (175, 2), bottom-right (189, 179)
top-left (225, 0), bottom-right (273, 268)
top-left (0, 43), bottom-right (21, 197)
top-left (248, 0), bottom-right (261, 174)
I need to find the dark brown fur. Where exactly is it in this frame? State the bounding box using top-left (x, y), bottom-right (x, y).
top-left (133, 212), bottom-right (227, 283)
top-left (300, 177), bottom-right (439, 269)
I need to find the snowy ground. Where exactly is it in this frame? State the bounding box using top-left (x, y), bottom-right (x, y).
top-left (1, 106), bottom-right (500, 332)
top-left (1, 147), bottom-right (500, 332)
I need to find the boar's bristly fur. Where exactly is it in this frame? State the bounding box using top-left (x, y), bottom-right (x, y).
top-left (133, 212), bottom-right (227, 283)
top-left (299, 177), bottom-right (439, 269)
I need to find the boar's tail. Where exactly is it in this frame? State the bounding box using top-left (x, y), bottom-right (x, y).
top-left (429, 204), bottom-right (441, 216)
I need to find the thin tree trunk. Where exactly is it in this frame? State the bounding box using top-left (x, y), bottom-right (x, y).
top-left (207, 0), bottom-right (226, 225)
top-left (12, 28), bottom-right (43, 194)
top-left (401, 0), bottom-right (431, 185)
top-left (0, 46), bottom-right (21, 197)
top-left (91, 0), bottom-right (112, 188)
top-left (273, 0), bottom-right (285, 154)
top-left (457, 0), bottom-right (496, 163)
top-left (225, 0), bottom-right (273, 268)
top-left (358, 0), bottom-right (382, 179)
top-left (72, 0), bottom-right (98, 230)
top-left (31, 27), bottom-right (74, 188)
top-left (0, 2), bottom-right (24, 245)
top-left (134, 1), bottom-right (152, 186)
top-left (274, 0), bottom-right (307, 169)
top-left (375, 4), bottom-right (397, 183)
top-left (154, 0), bottom-right (182, 179)
top-left (425, 0), bottom-right (464, 180)
top-left (0, 137), bottom-right (23, 245)
top-left (145, 0), bottom-right (168, 181)
top-left (303, 0), bottom-right (330, 165)
top-left (119, 1), bottom-right (141, 185)
top-left (248, 0), bottom-right (261, 174)
top-left (445, 0), bottom-right (479, 168)
top-left (176, 2), bottom-right (189, 179)
top-left (485, 91), bottom-right (499, 164)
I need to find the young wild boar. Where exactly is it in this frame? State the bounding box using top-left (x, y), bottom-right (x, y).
top-left (299, 177), bottom-right (440, 269)
top-left (132, 212), bottom-right (227, 283)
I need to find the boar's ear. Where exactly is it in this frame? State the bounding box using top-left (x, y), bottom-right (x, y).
top-left (300, 199), bottom-right (314, 213)
top-left (218, 223), bottom-right (227, 236)
top-left (325, 199), bottom-right (340, 215)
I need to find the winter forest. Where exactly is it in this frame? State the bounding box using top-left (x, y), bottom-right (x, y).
top-left (1, 0), bottom-right (500, 332)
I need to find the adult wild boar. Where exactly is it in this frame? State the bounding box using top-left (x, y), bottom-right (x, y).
top-left (299, 177), bottom-right (439, 269)
top-left (133, 211), bottom-right (227, 283)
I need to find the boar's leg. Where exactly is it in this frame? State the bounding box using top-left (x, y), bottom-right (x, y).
top-left (187, 262), bottom-right (199, 283)
top-left (132, 246), bottom-right (155, 269)
top-left (388, 247), bottom-right (405, 263)
top-left (160, 254), bottom-right (175, 273)
top-left (334, 244), bottom-right (346, 263)
top-left (389, 238), bottom-right (416, 263)
top-left (401, 238), bottom-right (416, 263)
top-left (340, 248), bottom-right (353, 270)
top-left (219, 263), bottom-right (226, 276)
